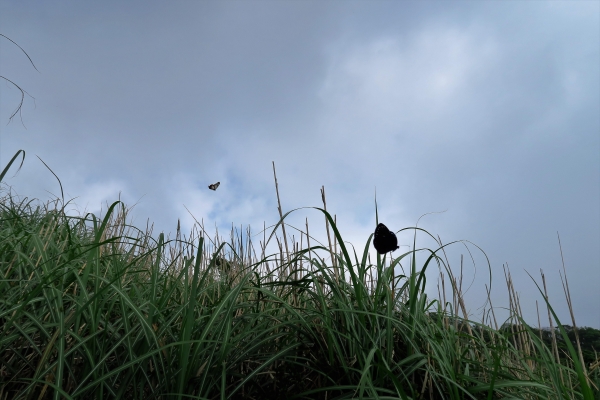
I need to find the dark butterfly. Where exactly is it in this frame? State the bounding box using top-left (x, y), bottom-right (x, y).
top-left (208, 182), bottom-right (220, 191)
top-left (373, 223), bottom-right (399, 254)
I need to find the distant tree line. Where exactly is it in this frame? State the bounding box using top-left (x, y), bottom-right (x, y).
top-left (502, 323), bottom-right (600, 368)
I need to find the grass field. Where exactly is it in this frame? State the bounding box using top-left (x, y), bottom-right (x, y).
top-left (0, 159), bottom-right (598, 399)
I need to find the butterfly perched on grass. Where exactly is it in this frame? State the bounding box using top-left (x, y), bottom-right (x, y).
top-left (373, 223), bottom-right (399, 254)
top-left (208, 182), bottom-right (220, 191)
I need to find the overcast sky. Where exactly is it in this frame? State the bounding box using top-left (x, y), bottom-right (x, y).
top-left (1, 1), bottom-right (598, 329)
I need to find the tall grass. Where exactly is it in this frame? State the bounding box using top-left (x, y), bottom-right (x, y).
top-left (0, 179), bottom-right (598, 399)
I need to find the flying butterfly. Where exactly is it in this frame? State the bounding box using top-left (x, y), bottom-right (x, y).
top-left (373, 223), bottom-right (399, 254)
top-left (208, 182), bottom-right (220, 191)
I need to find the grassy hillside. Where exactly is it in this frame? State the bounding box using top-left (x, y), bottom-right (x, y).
top-left (0, 188), bottom-right (598, 399)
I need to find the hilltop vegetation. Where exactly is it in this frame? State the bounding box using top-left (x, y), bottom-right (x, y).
top-left (0, 188), bottom-right (598, 399)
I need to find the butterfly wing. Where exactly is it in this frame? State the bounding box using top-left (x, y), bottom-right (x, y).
top-left (386, 229), bottom-right (398, 253)
top-left (373, 223), bottom-right (389, 254)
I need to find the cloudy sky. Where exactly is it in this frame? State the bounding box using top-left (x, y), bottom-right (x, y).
top-left (1, 1), bottom-right (598, 329)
